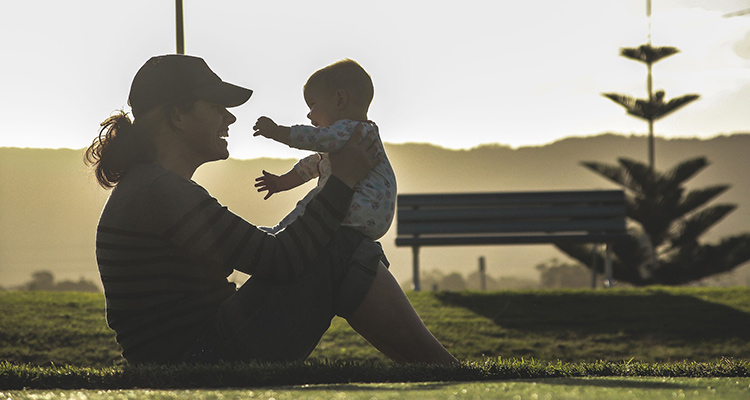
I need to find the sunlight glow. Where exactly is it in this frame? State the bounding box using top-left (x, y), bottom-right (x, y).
top-left (0, 1), bottom-right (748, 159)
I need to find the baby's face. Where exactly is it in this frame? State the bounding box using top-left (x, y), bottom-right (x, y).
top-left (304, 86), bottom-right (338, 128)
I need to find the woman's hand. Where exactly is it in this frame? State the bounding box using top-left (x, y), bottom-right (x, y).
top-left (329, 123), bottom-right (382, 188)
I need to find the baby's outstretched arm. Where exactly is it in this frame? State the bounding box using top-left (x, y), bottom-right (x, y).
top-left (254, 169), bottom-right (305, 200)
top-left (253, 116), bottom-right (291, 145)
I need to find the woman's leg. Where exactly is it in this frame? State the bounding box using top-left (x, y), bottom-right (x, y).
top-left (201, 230), bottom-right (367, 363)
top-left (188, 230), bottom-right (455, 364)
top-left (206, 269), bottom-right (337, 362)
top-left (346, 262), bottom-right (458, 364)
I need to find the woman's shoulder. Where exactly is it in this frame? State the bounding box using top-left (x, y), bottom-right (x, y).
top-left (101, 163), bottom-right (214, 229)
top-left (123, 163), bottom-right (171, 181)
top-left (117, 163), bottom-right (208, 197)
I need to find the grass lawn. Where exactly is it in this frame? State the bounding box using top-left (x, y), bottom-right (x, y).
top-left (0, 287), bottom-right (748, 391)
top-left (3, 377), bottom-right (750, 399)
top-left (2, 287), bottom-right (748, 367)
top-left (313, 286), bottom-right (750, 363)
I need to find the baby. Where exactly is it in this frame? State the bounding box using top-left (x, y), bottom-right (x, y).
top-left (253, 59), bottom-right (396, 240)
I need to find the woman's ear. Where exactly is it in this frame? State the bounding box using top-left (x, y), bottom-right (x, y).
top-left (168, 106), bottom-right (186, 132)
top-left (335, 89), bottom-right (348, 109)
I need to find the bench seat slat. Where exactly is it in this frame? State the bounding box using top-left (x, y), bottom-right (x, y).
top-left (397, 190), bottom-right (625, 208)
top-left (398, 205), bottom-right (626, 222)
top-left (395, 232), bottom-right (632, 247)
top-left (398, 219), bottom-right (626, 235)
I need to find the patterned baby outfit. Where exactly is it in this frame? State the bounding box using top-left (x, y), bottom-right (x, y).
top-left (265, 120), bottom-right (396, 239)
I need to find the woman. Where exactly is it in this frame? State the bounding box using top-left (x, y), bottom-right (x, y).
top-left (86, 54), bottom-right (456, 365)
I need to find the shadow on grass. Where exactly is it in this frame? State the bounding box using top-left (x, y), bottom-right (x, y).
top-left (433, 290), bottom-right (750, 342)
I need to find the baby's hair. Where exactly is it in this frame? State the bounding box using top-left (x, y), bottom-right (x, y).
top-left (305, 59), bottom-right (374, 109)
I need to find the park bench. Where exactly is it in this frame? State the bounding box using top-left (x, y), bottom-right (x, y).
top-left (395, 190), bottom-right (629, 290)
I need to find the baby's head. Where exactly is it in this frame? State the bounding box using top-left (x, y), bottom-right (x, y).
top-left (303, 59), bottom-right (373, 127)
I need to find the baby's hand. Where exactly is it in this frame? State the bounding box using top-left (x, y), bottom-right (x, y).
top-left (253, 116), bottom-right (278, 139)
top-left (254, 170), bottom-right (283, 200)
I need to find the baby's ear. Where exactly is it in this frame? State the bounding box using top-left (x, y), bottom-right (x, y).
top-left (335, 89), bottom-right (348, 108)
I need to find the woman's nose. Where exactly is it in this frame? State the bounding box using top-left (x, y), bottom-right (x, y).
top-left (226, 109), bottom-right (237, 125)
top-left (306, 111), bottom-right (312, 121)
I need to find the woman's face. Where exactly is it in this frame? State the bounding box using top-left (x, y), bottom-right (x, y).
top-left (177, 100), bottom-right (237, 164)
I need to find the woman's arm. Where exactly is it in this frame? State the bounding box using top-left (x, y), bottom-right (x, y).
top-left (160, 128), bottom-right (380, 281)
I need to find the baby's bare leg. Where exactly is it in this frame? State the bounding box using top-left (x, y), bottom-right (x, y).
top-left (346, 262), bottom-right (458, 364)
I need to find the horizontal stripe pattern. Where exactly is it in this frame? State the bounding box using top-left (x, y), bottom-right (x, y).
top-left (96, 163), bottom-right (353, 363)
top-left (161, 176), bottom-right (350, 282)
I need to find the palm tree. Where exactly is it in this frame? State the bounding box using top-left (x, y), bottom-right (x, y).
top-left (603, 44), bottom-right (700, 170)
top-left (556, 157), bottom-right (750, 286)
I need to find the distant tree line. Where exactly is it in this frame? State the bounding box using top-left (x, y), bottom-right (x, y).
top-left (1, 270), bottom-right (100, 292)
top-left (409, 260), bottom-right (594, 291)
top-left (413, 269), bottom-right (537, 292)
top-left (408, 257), bottom-right (749, 291)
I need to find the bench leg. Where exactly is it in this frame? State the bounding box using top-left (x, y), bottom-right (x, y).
top-left (604, 243), bottom-right (614, 288)
top-left (412, 246), bottom-right (421, 291)
top-left (590, 244), bottom-right (599, 289)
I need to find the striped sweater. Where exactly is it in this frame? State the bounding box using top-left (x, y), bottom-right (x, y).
top-left (96, 163), bottom-right (353, 363)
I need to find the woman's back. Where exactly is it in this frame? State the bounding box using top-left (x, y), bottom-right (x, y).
top-left (97, 163), bottom-right (235, 363)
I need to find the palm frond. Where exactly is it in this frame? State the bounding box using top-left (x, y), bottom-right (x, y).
top-left (670, 204), bottom-right (737, 247)
top-left (651, 94), bottom-right (700, 121)
top-left (617, 158), bottom-right (656, 193)
top-left (602, 93), bottom-right (638, 112)
top-left (602, 93), bottom-right (651, 121)
top-left (663, 157), bottom-right (708, 187)
top-left (658, 233), bottom-right (750, 284)
top-left (676, 185), bottom-right (731, 216)
top-left (620, 44), bottom-right (680, 64)
top-left (580, 161), bottom-right (643, 193)
top-left (603, 92), bottom-right (700, 122)
top-left (717, 233), bottom-right (750, 267)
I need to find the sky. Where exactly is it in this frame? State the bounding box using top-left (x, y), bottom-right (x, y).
top-left (1, 0), bottom-right (749, 160)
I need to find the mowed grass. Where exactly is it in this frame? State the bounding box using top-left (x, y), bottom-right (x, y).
top-left (0, 287), bottom-right (749, 392)
top-left (312, 286), bottom-right (750, 363)
top-left (2, 287), bottom-right (750, 367)
top-left (0, 292), bottom-right (120, 366)
top-left (3, 377), bottom-right (750, 399)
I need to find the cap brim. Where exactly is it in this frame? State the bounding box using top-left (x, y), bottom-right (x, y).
top-left (200, 81), bottom-right (253, 108)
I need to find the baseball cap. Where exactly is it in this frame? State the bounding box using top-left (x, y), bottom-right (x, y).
top-left (128, 54), bottom-right (253, 118)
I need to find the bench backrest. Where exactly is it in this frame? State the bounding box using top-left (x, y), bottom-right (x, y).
top-left (395, 190), bottom-right (629, 247)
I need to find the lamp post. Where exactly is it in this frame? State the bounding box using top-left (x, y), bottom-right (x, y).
top-left (176, 0), bottom-right (184, 54)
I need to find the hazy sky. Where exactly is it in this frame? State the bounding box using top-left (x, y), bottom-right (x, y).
top-left (1, 0), bottom-right (749, 160)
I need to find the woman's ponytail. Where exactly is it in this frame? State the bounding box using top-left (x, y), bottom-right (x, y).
top-left (85, 111), bottom-right (155, 189)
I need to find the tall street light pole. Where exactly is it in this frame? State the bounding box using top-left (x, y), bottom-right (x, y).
top-left (176, 0), bottom-right (185, 54)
